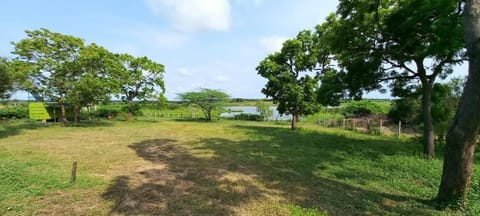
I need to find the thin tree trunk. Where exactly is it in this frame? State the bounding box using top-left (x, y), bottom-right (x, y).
top-left (73, 105), bottom-right (79, 123)
top-left (207, 110), bottom-right (212, 121)
top-left (60, 103), bottom-right (68, 123)
top-left (421, 82), bottom-right (435, 158)
top-left (437, 0), bottom-right (480, 203)
top-left (127, 99), bottom-right (133, 121)
top-left (291, 112), bottom-right (297, 130)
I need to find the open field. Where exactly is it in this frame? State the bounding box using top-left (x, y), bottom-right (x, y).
top-left (1, 119), bottom-right (478, 215)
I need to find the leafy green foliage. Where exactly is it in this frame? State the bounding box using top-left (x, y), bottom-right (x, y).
top-left (0, 106), bottom-right (28, 119)
top-left (12, 28), bottom-right (85, 104)
top-left (0, 58), bottom-right (13, 99)
top-left (388, 80), bottom-right (462, 137)
top-left (178, 88), bottom-right (230, 121)
top-left (257, 30), bottom-right (328, 129)
top-left (66, 43), bottom-right (118, 120)
top-left (329, 0), bottom-right (465, 156)
top-left (110, 54), bottom-right (165, 117)
top-left (230, 113), bottom-right (263, 121)
top-left (341, 100), bottom-right (391, 118)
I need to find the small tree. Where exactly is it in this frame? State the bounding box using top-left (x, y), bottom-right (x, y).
top-left (178, 88), bottom-right (230, 121)
top-left (255, 101), bottom-right (273, 121)
top-left (257, 30), bottom-right (330, 130)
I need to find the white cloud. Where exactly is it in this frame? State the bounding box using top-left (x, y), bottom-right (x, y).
top-left (145, 0), bottom-right (231, 33)
top-left (259, 35), bottom-right (289, 53)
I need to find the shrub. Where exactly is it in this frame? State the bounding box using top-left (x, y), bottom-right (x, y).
top-left (93, 107), bottom-right (121, 118)
top-left (341, 100), bottom-right (389, 118)
top-left (232, 113), bottom-right (263, 121)
top-left (121, 103), bottom-right (143, 116)
top-left (0, 106), bottom-right (28, 119)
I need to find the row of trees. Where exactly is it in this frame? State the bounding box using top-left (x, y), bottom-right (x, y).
top-left (258, 0), bottom-right (480, 206)
top-left (1, 28), bottom-right (165, 122)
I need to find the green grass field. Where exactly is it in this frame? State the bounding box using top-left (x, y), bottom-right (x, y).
top-left (1, 119), bottom-right (478, 215)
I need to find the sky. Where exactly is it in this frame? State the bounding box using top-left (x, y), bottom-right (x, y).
top-left (0, 0), bottom-right (468, 100)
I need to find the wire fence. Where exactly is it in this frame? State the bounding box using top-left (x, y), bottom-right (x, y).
top-left (316, 118), bottom-right (409, 138)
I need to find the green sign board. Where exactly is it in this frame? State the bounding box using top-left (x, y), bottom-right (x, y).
top-left (29, 102), bottom-right (51, 120)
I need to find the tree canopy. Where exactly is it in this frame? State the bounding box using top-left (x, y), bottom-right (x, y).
top-left (178, 88), bottom-right (230, 121)
top-left (257, 30), bottom-right (332, 129)
top-left (0, 57), bottom-right (13, 99)
top-left (10, 28), bottom-right (166, 122)
top-left (110, 53), bottom-right (165, 120)
top-left (327, 0), bottom-right (465, 157)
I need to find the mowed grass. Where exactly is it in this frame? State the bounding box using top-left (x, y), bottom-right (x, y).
top-left (0, 119), bottom-right (478, 215)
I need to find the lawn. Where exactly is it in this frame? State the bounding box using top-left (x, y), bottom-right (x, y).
top-left (0, 119), bottom-right (477, 215)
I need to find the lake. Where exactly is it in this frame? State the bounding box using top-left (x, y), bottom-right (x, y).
top-left (220, 106), bottom-right (291, 121)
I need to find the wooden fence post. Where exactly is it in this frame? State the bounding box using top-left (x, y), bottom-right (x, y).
top-left (71, 161), bottom-right (77, 183)
top-left (342, 118), bottom-right (346, 129)
top-left (353, 118), bottom-right (356, 131)
top-left (398, 121), bottom-right (402, 139)
top-left (379, 119), bottom-right (383, 134)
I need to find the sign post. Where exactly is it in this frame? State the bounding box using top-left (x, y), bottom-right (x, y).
top-left (29, 102), bottom-right (52, 121)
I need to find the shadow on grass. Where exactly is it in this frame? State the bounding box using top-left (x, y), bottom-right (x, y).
top-left (103, 125), bottom-right (437, 215)
top-left (0, 120), bottom-right (43, 139)
top-left (103, 138), bottom-right (264, 215)
top-left (196, 125), bottom-right (435, 215)
top-left (0, 119), bottom-right (114, 139)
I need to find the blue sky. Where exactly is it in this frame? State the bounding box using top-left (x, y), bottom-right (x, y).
top-left (0, 0), bottom-right (467, 100)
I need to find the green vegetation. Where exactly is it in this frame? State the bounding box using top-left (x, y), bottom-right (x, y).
top-left (341, 100), bottom-right (391, 118)
top-left (10, 28), bottom-right (165, 123)
top-left (178, 89), bottom-right (230, 121)
top-left (1, 119), bottom-right (478, 215)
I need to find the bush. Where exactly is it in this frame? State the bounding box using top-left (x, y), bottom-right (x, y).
top-left (0, 106), bottom-right (28, 119)
top-left (93, 107), bottom-right (121, 118)
top-left (121, 103), bottom-right (143, 116)
top-left (232, 113), bottom-right (263, 121)
top-left (341, 100), bottom-right (389, 118)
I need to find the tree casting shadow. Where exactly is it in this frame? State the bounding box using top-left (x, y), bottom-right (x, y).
top-left (102, 124), bottom-right (437, 215)
top-left (103, 138), bottom-right (264, 215)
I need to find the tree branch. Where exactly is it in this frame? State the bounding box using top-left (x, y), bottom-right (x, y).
top-left (378, 74), bottom-right (418, 82)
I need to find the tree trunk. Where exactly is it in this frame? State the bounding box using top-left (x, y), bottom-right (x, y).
top-left (73, 105), bottom-right (79, 123)
top-left (60, 103), bottom-right (68, 123)
top-left (437, 0), bottom-right (480, 204)
top-left (207, 110), bottom-right (212, 121)
top-left (291, 112), bottom-right (297, 130)
top-left (421, 81), bottom-right (435, 158)
top-left (127, 99), bottom-right (133, 121)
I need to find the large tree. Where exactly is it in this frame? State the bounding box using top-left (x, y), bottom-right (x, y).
top-left (437, 0), bottom-right (480, 205)
top-left (178, 88), bottom-right (230, 121)
top-left (0, 57), bottom-right (13, 99)
top-left (257, 30), bottom-right (331, 130)
top-left (12, 28), bottom-right (85, 123)
top-left (67, 44), bottom-right (117, 122)
top-left (111, 53), bottom-right (165, 121)
top-left (330, 0), bottom-right (464, 157)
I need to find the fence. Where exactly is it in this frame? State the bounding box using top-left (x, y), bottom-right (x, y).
top-left (316, 118), bottom-right (408, 138)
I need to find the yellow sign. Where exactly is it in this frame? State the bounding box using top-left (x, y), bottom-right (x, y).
top-left (29, 102), bottom-right (51, 120)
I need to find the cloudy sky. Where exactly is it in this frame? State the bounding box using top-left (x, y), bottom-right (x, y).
top-left (0, 0), bottom-right (467, 100)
